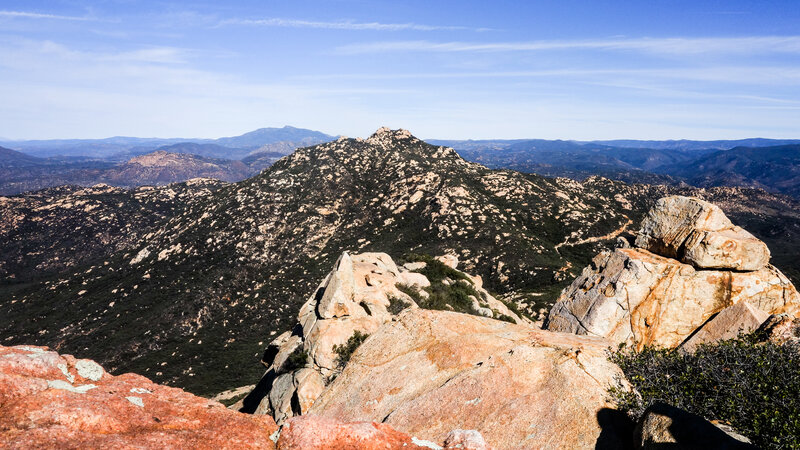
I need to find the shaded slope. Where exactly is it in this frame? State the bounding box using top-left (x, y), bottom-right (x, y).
top-left (658, 144), bottom-right (800, 197)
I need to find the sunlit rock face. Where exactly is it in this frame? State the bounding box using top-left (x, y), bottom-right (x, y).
top-left (547, 196), bottom-right (800, 350)
top-left (309, 309), bottom-right (632, 449)
top-left (0, 345), bottom-right (278, 449)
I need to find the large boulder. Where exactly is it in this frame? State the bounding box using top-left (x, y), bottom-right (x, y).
top-left (635, 196), bottom-right (770, 271)
top-left (546, 248), bottom-right (799, 349)
top-left (310, 309), bottom-right (633, 449)
top-left (547, 196), bottom-right (799, 349)
top-left (0, 345), bottom-right (278, 449)
top-left (243, 252), bottom-right (525, 424)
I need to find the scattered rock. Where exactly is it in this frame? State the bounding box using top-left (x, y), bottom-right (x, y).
top-left (404, 261), bottom-right (427, 271)
top-left (310, 309), bottom-right (632, 449)
top-left (436, 254), bottom-right (459, 269)
top-left (0, 345), bottom-right (278, 449)
top-left (634, 402), bottom-right (756, 449)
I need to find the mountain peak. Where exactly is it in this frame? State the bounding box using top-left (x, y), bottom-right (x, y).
top-left (366, 127), bottom-right (415, 145)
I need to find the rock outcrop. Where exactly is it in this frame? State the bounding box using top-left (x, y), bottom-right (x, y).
top-left (276, 415), bottom-right (489, 450)
top-left (309, 309), bottom-right (633, 449)
top-left (0, 345), bottom-right (278, 449)
top-left (242, 252), bottom-right (524, 424)
top-left (546, 196), bottom-right (800, 349)
top-left (635, 196), bottom-right (770, 271)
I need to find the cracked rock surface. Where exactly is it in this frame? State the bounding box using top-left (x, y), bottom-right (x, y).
top-left (308, 309), bottom-right (630, 449)
top-left (546, 196), bottom-right (800, 349)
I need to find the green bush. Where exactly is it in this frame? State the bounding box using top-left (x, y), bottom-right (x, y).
top-left (333, 330), bottom-right (370, 370)
top-left (401, 253), bottom-right (472, 284)
top-left (387, 294), bottom-right (411, 315)
top-left (283, 347), bottom-right (309, 372)
top-left (396, 283), bottom-right (424, 304)
top-left (608, 336), bottom-right (800, 449)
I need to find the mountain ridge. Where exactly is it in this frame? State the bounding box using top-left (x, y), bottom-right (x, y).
top-left (1, 128), bottom-right (799, 397)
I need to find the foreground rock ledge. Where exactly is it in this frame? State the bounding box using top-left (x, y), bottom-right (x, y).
top-left (310, 309), bottom-right (633, 449)
top-left (0, 345), bottom-right (278, 449)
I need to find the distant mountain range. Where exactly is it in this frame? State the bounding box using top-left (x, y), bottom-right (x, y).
top-left (0, 126), bottom-right (335, 159)
top-left (3, 129), bottom-right (800, 198)
top-left (443, 139), bottom-right (800, 198)
top-left (0, 127), bottom-right (335, 194)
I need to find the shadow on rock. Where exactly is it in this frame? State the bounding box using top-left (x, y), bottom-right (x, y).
top-left (595, 408), bottom-right (636, 450)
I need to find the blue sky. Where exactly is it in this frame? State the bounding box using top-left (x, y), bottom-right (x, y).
top-left (1, 0), bottom-right (800, 140)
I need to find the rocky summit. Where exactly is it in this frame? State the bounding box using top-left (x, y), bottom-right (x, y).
top-left (0, 128), bottom-right (800, 449)
top-left (238, 251), bottom-right (526, 424)
top-left (546, 195), bottom-right (800, 349)
top-left (2, 128), bottom-right (800, 396)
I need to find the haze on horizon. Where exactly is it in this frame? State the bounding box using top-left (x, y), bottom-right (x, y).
top-left (1, 0), bottom-right (799, 141)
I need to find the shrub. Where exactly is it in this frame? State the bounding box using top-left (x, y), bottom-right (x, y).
top-left (419, 281), bottom-right (478, 315)
top-left (387, 294), bottom-right (411, 315)
top-left (333, 330), bottom-right (370, 370)
top-left (283, 347), bottom-right (308, 372)
top-left (396, 283), bottom-right (424, 304)
top-left (608, 336), bottom-right (800, 449)
top-left (401, 253), bottom-right (472, 284)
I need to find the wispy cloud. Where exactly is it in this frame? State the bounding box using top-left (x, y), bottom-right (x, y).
top-left (336, 36), bottom-right (800, 55)
top-left (293, 66), bottom-right (800, 86)
top-left (0, 10), bottom-right (93, 21)
top-left (218, 17), bottom-right (489, 32)
top-left (0, 37), bottom-right (194, 68)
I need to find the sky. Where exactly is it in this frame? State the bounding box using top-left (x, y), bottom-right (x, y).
top-left (1, 0), bottom-right (800, 140)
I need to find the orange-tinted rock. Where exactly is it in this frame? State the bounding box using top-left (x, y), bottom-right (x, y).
top-left (680, 301), bottom-right (770, 352)
top-left (276, 414), bottom-right (434, 449)
top-left (310, 309), bottom-right (631, 449)
top-left (546, 248), bottom-right (799, 349)
top-left (0, 345), bottom-right (278, 449)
